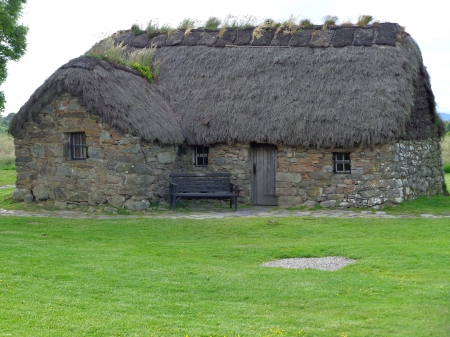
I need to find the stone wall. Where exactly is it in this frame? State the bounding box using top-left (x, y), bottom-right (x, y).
top-left (13, 95), bottom-right (443, 210)
top-left (173, 143), bottom-right (252, 203)
top-left (277, 140), bottom-right (444, 208)
top-left (13, 94), bottom-right (178, 210)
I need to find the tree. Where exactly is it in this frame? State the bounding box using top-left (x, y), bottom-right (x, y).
top-left (0, 0), bottom-right (28, 112)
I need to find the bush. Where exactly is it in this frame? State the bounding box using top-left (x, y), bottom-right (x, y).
top-left (323, 15), bottom-right (338, 26)
top-left (131, 23), bottom-right (145, 36)
top-left (204, 16), bottom-right (221, 30)
top-left (299, 19), bottom-right (314, 28)
top-left (356, 15), bottom-right (374, 26)
top-left (178, 18), bottom-right (196, 30)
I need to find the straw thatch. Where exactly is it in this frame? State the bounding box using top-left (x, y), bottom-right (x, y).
top-left (154, 36), bottom-right (443, 147)
top-left (10, 28), bottom-right (444, 148)
top-left (9, 56), bottom-right (184, 144)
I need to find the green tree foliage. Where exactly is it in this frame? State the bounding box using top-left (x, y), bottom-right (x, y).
top-left (0, 0), bottom-right (28, 112)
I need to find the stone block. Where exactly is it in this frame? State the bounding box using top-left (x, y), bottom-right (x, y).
top-left (278, 196), bottom-right (303, 207)
top-left (309, 29), bottom-right (334, 47)
top-left (166, 31), bottom-right (184, 46)
top-left (270, 31), bottom-right (292, 46)
top-left (33, 185), bottom-right (49, 201)
top-left (107, 195), bottom-right (125, 208)
top-left (233, 28), bottom-right (253, 45)
top-left (250, 28), bottom-right (275, 46)
top-left (197, 31), bottom-right (218, 46)
top-left (91, 190), bottom-right (107, 204)
top-left (375, 23), bottom-right (400, 46)
top-left (129, 34), bottom-right (151, 48)
top-left (116, 164), bottom-right (135, 174)
top-left (320, 200), bottom-right (336, 208)
top-left (181, 30), bottom-right (203, 46)
top-left (157, 152), bottom-right (174, 164)
top-left (331, 28), bottom-right (355, 47)
top-left (68, 191), bottom-right (89, 202)
top-left (215, 29), bottom-right (237, 47)
top-left (276, 172), bottom-right (302, 183)
top-left (359, 189), bottom-right (382, 198)
top-left (149, 34), bottom-right (167, 47)
top-left (12, 188), bottom-right (28, 201)
top-left (353, 28), bottom-right (374, 46)
top-left (124, 199), bottom-right (150, 212)
top-left (289, 30), bottom-right (312, 47)
top-left (24, 194), bottom-right (34, 203)
top-left (53, 201), bottom-right (67, 210)
top-left (303, 200), bottom-right (317, 207)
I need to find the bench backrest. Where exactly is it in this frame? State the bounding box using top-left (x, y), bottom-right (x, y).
top-left (170, 173), bottom-right (231, 193)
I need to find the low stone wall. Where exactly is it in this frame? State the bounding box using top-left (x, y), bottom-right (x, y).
top-left (277, 140), bottom-right (444, 208)
top-left (13, 94), bottom-right (177, 210)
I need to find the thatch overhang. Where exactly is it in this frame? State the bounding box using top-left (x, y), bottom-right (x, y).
top-left (9, 56), bottom-right (184, 145)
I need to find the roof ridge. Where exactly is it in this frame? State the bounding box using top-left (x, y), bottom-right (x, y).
top-left (115, 22), bottom-right (404, 49)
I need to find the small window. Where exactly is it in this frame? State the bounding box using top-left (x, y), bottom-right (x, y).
top-left (195, 145), bottom-right (209, 167)
top-left (70, 133), bottom-right (88, 160)
top-left (333, 153), bottom-right (351, 174)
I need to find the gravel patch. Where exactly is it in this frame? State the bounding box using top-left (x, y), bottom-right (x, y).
top-left (260, 256), bottom-right (356, 271)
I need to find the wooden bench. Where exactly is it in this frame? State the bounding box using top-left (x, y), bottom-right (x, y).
top-left (169, 172), bottom-right (239, 211)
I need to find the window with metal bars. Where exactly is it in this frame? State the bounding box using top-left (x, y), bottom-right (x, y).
top-left (195, 145), bottom-right (209, 167)
top-left (70, 133), bottom-right (88, 160)
top-left (333, 153), bottom-right (351, 174)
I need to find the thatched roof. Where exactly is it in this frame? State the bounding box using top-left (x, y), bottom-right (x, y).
top-left (11, 23), bottom-right (444, 147)
top-left (155, 40), bottom-right (443, 147)
top-left (9, 56), bottom-right (184, 144)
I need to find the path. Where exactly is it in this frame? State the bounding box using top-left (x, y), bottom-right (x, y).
top-left (1, 205), bottom-right (449, 220)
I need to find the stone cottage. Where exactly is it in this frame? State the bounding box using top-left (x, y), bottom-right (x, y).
top-left (9, 23), bottom-right (446, 209)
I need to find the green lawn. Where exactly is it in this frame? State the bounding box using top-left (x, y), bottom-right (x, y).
top-left (0, 216), bottom-right (449, 336)
top-left (0, 170), bottom-right (15, 186)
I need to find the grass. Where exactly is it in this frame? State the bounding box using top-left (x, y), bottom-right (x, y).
top-left (0, 216), bottom-right (449, 336)
top-left (442, 134), bottom-right (450, 172)
top-left (0, 171), bottom-right (15, 187)
top-left (0, 132), bottom-right (15, 170)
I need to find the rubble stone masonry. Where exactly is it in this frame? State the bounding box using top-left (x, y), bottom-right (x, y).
top-left (276, 142), bottom-right (444, 208)
top-left (13, 94), bottom-right (177, 211)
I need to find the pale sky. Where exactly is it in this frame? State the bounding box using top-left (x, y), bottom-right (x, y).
top-left (1, 0), bottom-right (449, 116)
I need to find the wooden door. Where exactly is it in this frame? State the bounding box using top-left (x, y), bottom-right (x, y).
top-left (251, 144), bottom-right (278, 205)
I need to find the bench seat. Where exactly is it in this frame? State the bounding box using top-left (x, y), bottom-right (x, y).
top-left (169, 173), bottom-right (239, 211)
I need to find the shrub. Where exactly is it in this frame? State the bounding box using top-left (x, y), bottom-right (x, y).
top-left (146, 19), bottom-right (160, 38)
top-left (276, 15), bottom-right (298, 35)
top-left (178, 18), bottom-right (196, 30)
top-left (131, 23), bottom-right (145, 36)
top-left (222, 14), bottom-right (257, 29)
top-left (299, 19), bottom-right (314, 28)
top-left (323, 15), bottom-right (338, 26)
top-left (204, 16), bottom-right (221, 30)
top-left (356, 15), bottom-right (374, 26)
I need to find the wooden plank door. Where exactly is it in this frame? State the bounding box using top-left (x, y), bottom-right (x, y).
top-left (251, 144), bottom-right (278, 205)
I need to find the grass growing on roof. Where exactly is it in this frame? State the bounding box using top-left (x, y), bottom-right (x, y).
top-left (357, 15), bottom-right (374, 26)
top-left (323, 15), bottom-right (339, 26)
top-left (0, 216), bottom-right (449, 336)
top-left (86, 38), bottom-right (155, 83)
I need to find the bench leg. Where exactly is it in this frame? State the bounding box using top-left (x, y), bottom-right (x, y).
top-left (234, 197), bottom-right (237, 211)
